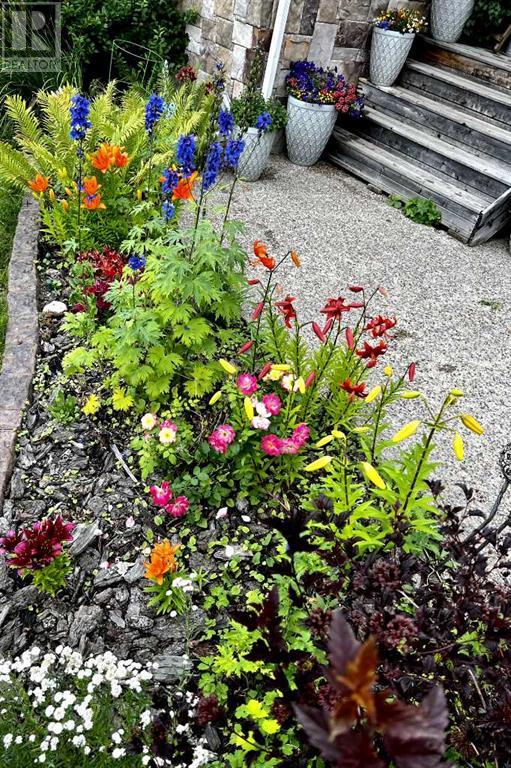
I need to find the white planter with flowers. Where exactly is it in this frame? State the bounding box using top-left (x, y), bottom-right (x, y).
top-left (286, 95), bottom-right (337, 167)
top-left (285, 60), bottom-right (363, 167)
top-left (370, 9), bottom-right (427, 87)
top-left (430, 0), bottom-right (475, 43)
top-left (237, 127), bottom-right (276, 182)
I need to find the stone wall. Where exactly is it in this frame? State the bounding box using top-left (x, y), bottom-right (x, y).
top-left (180, 0), bottom-right (429, 96)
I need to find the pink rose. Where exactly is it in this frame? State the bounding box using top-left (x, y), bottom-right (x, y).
top-left (166, 496), bottom-right (189, 518)
top-left (261, 434), bottom-right (284, 456)
top-left (149, 481), bottom-right (173, 507)
top-left (237, 373), bottom-right (258, 396)
top-left (262, 393), bottom-right (282, 416)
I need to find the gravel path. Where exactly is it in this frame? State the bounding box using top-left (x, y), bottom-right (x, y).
top-left (231, 155), bottom-right (511, 523)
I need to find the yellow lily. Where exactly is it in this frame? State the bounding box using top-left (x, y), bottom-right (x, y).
top-left (391, 420), bottom-right (421, 443)
top-left (384, 365), bottom-right (393, 377)
top-left (304, 456), bottom-right (333, 472)
top-left (361, 461), bottom-right (386, 490)
top-left (219, 358), bottom-right (236, 375)
top-left (400, 390), bottom-right (421, 399)
top-left (453, 431), bottom-right (464, 461)
top-left (460, 413), bottom-right (484, 435)
top-left (365, 385), bottom-right (381, 404)
top-left (209, 391), bottom-right (222, 405)
top-left (271, 364), bottom-right (292, 372)
top-left (315, 435), bottom-right (335, 448)
top-left (296, 376), bottom-right (306, 394)
top-left (244, 397), bottom-right (254, 422)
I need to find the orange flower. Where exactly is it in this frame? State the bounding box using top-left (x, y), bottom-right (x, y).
top-left (172, 171), bottom-right (198, 201)
top-left (83, 176), bottom-right (101, 196)
top-left (253, 239), bottom-right (276, 270)
top-left (82, 193), bottom-right (106, 210)
top-left (112, 145), bottom-right (129, 168)
top-left (144, 539), bottom-right (180, 585)
top-left (28, 174), bottom-right (49, 193)
top-left (253, 240), bottom-right (268, 259)
top-left (91, 143), bottom-right (129, 172)
top-left (291, 250), bottom-right (301, 268)
top-left (91, 143), bottom-right (113, 173)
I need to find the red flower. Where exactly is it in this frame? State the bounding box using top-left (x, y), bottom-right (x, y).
top-left (253, 240), bottom-right (276, 270)
top-left (305, 371), bottom-right (316, 388)
top-left (275, 295), bottom-right (296, 328)
top-left (365, 315), bottom-right (397, 339)
top-left (348, 284), bottom-right (364, 293)
top-left (408, 362), bottom-right (416, 382)
top-left (356, 340), bottom-right (387, 368)
top-left (312, 322), bottom-right (326, 343)
top-left (0, 516), bottom-right (75, 572)
top-left (238, 340), bottom-right (254, 355)
top-left (340, 378), bottom-right (367, 401)
top-left (251, 301), bottom-right (264, 321)
top-left (320, 297), bottom-right (352, 320)
top-left (258, 363), bottom-right (272, 380)
top-left (345, 327), bottom-right (355, 350)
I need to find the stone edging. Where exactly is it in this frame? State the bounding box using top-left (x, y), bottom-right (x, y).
top-left (0, 195), bottom-right (39, 509)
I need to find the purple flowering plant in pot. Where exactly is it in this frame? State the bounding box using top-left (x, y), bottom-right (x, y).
top-left (285, 60), bottom-right (364, 167)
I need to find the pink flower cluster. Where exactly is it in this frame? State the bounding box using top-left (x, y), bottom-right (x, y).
top-left (141, 413), bottom-right (178, 445)
top-left (149, 481), bottom-right (190, 518)
top-left (208, 424), bottom-right (236, 454)
top-left (261, 423), bottom-right (310, 456)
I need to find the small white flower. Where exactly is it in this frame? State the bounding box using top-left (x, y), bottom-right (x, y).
top-left (215, 507), bottom-right (228, 519)
top-left (3, 733), bottom-right (13, 749)
top-left (112, 747), bottom-right (125, 758)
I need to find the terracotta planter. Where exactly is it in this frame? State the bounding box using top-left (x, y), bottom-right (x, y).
top-left (431, 0), bottom-right (475, 43)
top-left (370, 27), bottom-right (416, 87)
top-left (285, 95), bottom-right (337, 167)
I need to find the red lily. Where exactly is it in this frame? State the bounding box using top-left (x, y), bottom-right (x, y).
top-left (356, 340), bottom-right (387, 368)
top-left (366, 315), bottom-right (397, 339)
top-left (275, 295), bottom-right (296, 328)
top-left (340, 378), bottom-right (367, 401)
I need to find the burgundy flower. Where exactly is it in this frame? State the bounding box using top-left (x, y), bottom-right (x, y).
top-left (356, 340), bottom-right (387, 368)
top-left (0, 516), bottom-right (75, 572)
top-left (320, 297), bottom-right (352, 320)
top-left (275, 295), bottom-right (297, 329)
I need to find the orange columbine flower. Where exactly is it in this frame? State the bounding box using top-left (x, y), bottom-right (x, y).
top-left (28, 174), bottom-right (49, 193)
top-left (172, 170), bottom-right (198, 201)
top-left (144, 540), bottom-right (180, 585)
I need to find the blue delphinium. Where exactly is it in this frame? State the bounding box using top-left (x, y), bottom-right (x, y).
top-left (162, 201), bottom-right (176, 221)
top-left (176, 134), bottom-right (196, 176)
top-left (69, 94), bottom-right (91, 142)
top-left (203, 142), bottom-right (223, 190)
top-left (218, 110), bottom-right (235, 137)
top-left (255, 112), bottom-right (273, 132)
top-left (145, 93), bottom-right (165, 135)
top-left (161, 168), bottom-right (179, 195)
top-left (223, 138), bottom-right (245, 170)
top-left (127, 255), bottom-right (146, 271)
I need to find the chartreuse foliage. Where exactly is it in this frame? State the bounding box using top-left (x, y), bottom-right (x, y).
top-left (63, 217), bottom-right (245, 405)
top-left (0, 77), bottom-right (216, 250)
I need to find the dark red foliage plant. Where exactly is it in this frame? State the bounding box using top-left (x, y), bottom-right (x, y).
top-left (0, 516), bottom-right (75, 572)
top-left (294, 611), bottom-right (448, 768)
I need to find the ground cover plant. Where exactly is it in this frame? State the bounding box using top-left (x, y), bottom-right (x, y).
top-left (0, 55), bottom-right (508, 768)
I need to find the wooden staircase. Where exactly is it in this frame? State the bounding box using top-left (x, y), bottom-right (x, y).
top-left (327, 37), bottom-right (511, 245)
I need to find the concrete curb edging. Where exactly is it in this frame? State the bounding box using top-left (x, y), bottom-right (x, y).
top-left (0, 195), bottom-right (39, 509)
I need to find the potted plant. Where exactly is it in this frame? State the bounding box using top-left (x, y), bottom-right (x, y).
top-left (231, 51), bottom-right (287, 182)
top-left (431, 0), bottom-right (475, 43)
top-left (370, 8), bottom-right (427, 87)
top-left (284, 60), bottom-right (364, 167)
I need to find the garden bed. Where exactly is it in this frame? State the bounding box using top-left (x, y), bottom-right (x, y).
top-left (0, 77), bottom-right (509, 768)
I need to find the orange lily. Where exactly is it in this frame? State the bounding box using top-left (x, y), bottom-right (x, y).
top-left (82, 193), bottom-right (106, 210)
top-left (112, 145), bottom-right (128, 167)
top-left (91, 144), bottom-right (113, 173)
top-left (172, 171), bottom-right (198, 201)
top-left (28, 174), bottom-right (49, 193)
top-left (144, 539), bottom-right (180, 585)
top-left (83, 176), bottom-right (101, 196)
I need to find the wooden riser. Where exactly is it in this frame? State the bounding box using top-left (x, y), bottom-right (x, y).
top-left (414, 36), bottom-right (511, 91)
top-left (360, 79), bottom-right (511, 165)
top-left (402, 61), bottom-right (511, 127)
top-left (355, 107), bottom-right (511, 200)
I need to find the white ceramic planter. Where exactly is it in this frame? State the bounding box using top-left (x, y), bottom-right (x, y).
top-left (237, 127), bottom-right (275, 182)
top-left (285, 94), bottom-right (337, 167)
top-left (370, 27), bottom-right (415, 87)
top-left (431, 0), bottom-right (475, 43)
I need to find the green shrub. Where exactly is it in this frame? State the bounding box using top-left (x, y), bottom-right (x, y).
top-left (463, 0), bottom-right (511, 47)
top-left (61, 0), bottom-right (198, 86)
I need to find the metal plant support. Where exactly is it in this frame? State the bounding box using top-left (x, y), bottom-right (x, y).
top-left (465, 443), bottom-right (511, 547)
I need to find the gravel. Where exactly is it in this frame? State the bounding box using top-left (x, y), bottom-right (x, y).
top-left (231, 155), bottom-right (511, 522)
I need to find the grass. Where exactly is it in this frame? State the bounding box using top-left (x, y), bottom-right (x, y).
top-left (0, 187), bottom-right (22, 360)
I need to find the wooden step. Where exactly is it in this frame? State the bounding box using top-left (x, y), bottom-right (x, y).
top-left (413, 36), bottom-right (511, 91)
top-left (357, 105), bottom-right (511, 199)
top-left (402, 60), bottom-right (511, 126)
top-left (360, 78), bottom-right (511, 164)
top-left (327, 127), bottom-right (492, 242)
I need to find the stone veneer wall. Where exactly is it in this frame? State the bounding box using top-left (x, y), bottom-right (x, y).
top-left (179, 0), bottom-right (428, 96)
